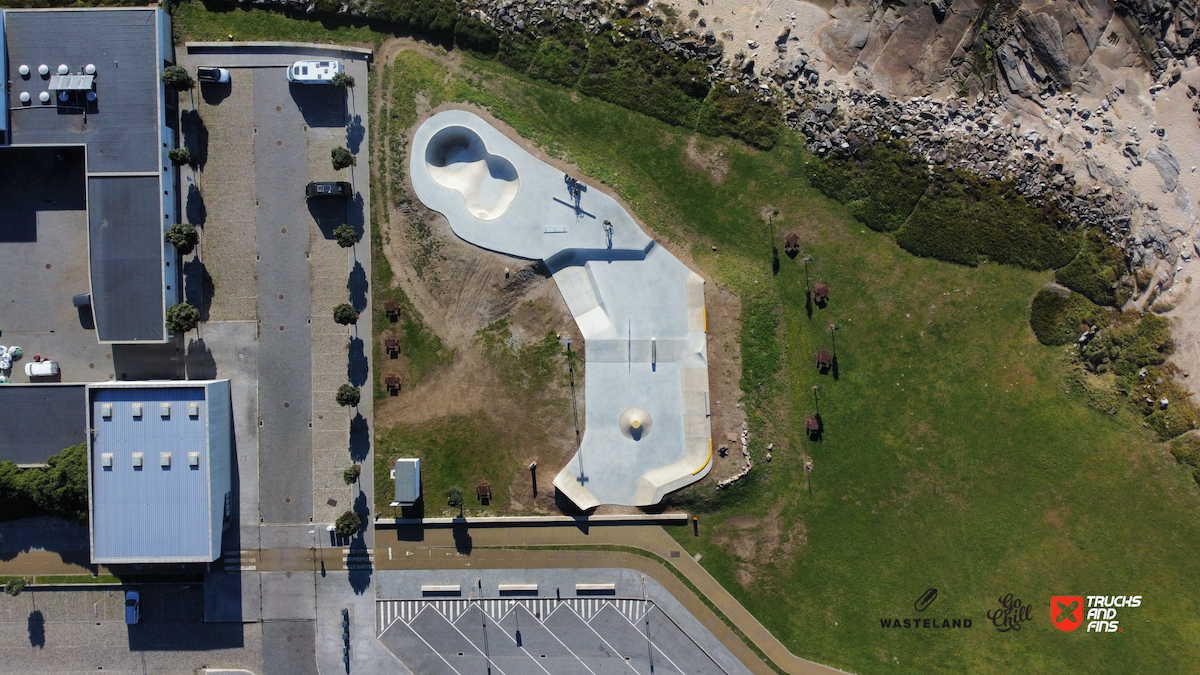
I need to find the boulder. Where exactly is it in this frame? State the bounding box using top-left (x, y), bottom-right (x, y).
top-left (1019, 10), bottom-right (1072, 86)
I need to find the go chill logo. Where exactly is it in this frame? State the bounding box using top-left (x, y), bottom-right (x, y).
top-left (1051, 595), bottom-right (1141, 633)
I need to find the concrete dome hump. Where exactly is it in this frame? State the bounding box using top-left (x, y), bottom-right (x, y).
top-left (424, 125), bottom-right (520, 221)
top-left (619, 407), bottom-right (653, 441)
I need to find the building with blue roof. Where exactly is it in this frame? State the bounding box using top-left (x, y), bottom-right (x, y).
top-left (86, 381), bottom-right (232, 564)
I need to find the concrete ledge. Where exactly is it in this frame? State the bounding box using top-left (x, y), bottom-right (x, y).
top-left (374, 513), bottom-right (690, 527)
top-left (186, 41), bottom-right (373, 58)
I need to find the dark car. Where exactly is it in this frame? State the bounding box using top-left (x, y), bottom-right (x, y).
top-left (305, 181), bottom-right (352, 199)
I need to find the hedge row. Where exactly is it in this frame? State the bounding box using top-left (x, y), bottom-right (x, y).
top-left (895, 168), bottom-right (1079, 270)
top-left (363, 0), bottom-right (778, 147)
top-left (807, 139), bottom-right (929, 232)
top-left (0, 444), bottom-right (88, 523)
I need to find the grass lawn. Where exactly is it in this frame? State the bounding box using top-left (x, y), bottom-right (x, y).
top-left (172, 6), bottom-right (1200, 670)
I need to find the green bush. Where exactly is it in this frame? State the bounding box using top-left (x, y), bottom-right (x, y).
top-left (895, 168), bottom-right (1079, 270)
top-left (334, 224), bottom-right (360, 248)
top-left (161, 65), bottom-right (194, 91)
top-left (1029, 289), bottom-right (1106, 346)
top-left (579, 33), bottom-right (709, 129)
top-left (528, 23), bottom-right (589, 87)
top-left (454, 16), bottom-right (500, 54)
top-left (446, 486), bottom-right (464, 517)
top-left (165, 223), bottom-right (199, 256)
top-left (4, 578), bottom-right (26, 597)
top-left (1054, 229), bottom-right (1128, 306)
top-left (343, 464), bottom-right (361, 485)
top-left (334, 510), bottom-right (361, 536)
top-left (332, 71), bottom-right (355, 88)
top-left (333, 303), bottom-right (359, 325)
top-left (168, 147), bottom-right (192, 166)
top-left (331, 146), bottom-right (356, 170)
top-left (336, 384), bottom-right (361, 407)
top-left (808, 140), bottom-right (929, 232)
top-left (1168, 434), bottom-right (1200, 484)
top-left (0, 444), bottom-right (88, 523)
top-left (1137, 365), bottom-right (1197, 441)
top-left (1079, 311), bottom-right (1172, 377)
top-left (696, 85), bottom-right (781, 150)
top-left (165, 302), bottom-right (200, 334)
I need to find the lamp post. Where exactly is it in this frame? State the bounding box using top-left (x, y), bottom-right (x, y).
top-left (812, 384), bottom-right (823, 418)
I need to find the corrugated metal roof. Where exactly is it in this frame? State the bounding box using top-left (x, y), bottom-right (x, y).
top-left (394, 458), bottom-right (420, 505)
top-left (90, 385), bottom-right (216, 563)
top-left (0, 385), bottom-right (86, 465)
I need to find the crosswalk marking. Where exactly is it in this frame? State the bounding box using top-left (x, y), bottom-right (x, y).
top-left (376, 597), bottom-right (653, 636)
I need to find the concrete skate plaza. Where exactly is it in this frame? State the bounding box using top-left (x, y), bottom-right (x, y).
top-left (410, 110), bottom-right (711, 508)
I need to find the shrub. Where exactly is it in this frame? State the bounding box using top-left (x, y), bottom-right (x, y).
top-left (0, 444), bottom-right (88, 523)
top-left (1054, 230), bottom-right (1128, 306)
top-left (333, 303), bottom-right (359, 325)
top-left (1029, 289), bottom-right (1106, 346)
top-left (446, 486), bottom-right (464, 517)
top-left (696, 85), bottom-right (781, 150)
top-left (334, 510), bottom-right (361, 537)
top-left (333, 224), bottom-right (360, 248)
top-left (331, 72), bottom-right (355, 88)
top-left (1168, 434), bottom-right (1200, 484)
top-left (808, 139), bottom-right (929, 232)
top-left (1137, 365), bottom-right (1197, 441)
top-left (336, 384), bottom-right (361, 407)
top-left (165, 223), bottom-right (199, 255)
top-left (161, 65), bottom-right (194, 91)
top-left (455, 16), bottom-right (500, 55)
top-left (168, 147), bottom-right (192, 166)
top-left (331, 146), bottom-right (356, 171)
top-left (165, 302), bottom-right (200, 334)
top-left (343, 464), bottom-right (361, 485)
top-left (1080, 311), bottom-right (1173, 377)
top-left (580, 34), bottom-right (709, 129)
top-left (4, 578), bottom-right (25, 597)
top-left (895, 168), bottom-right (1079, 270)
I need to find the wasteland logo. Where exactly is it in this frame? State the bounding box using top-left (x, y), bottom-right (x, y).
top-left (878, 589), bottom-right (973, 629)
top-left (986, 594), bottom-right (1033, 632)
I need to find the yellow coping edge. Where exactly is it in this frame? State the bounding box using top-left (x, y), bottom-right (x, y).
top-left (703, 305), bottom-right (707, 333)
top-left (693, 440), bottom-right (712, 475)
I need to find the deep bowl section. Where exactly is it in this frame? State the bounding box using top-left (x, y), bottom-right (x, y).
top-left (425, 125), bottom-right (520, 221)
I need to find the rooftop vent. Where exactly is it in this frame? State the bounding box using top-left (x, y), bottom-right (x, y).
top-left (160, 452), bottom-right (171, 468)
top-left (100, 403), bottom-right (112, 419)
top-left (84, 63), bottom-right (96, 75)
top-left (188, 401), bottom-right (200, 418)
top-left (160, 402), bottom-right (171, 418)
top-left (131, 402), bottom-right (143, 418)
top-left (18, 64), bottom-right (29, 77)
top-left (57, 64), bottom-right (68, 75)
top-left (37, 64), bottom-right (48, 76)
top-left (101, 453), bottom-right (113, 469)
top-left (132, 453), bottom-right (144, 468)
top-left (188, 452), bottom-right (200, 468)
top-left (19, 92), bottom-right (30, 104)
top-left (38, 91), bottom-right (50, 104)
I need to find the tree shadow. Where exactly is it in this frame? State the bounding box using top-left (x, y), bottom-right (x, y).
top-left (348, 191), bottom-right (365, 241)
top-left (308, 197), bottom-right (347, 240)
top-left (346, 114), bottom-right (365, 154)
top-left (28, 610), bottom-right (45, 648)
top-left (183, 258), bottom-right (214, 321)
top-left (349, 413), bottom-right (369, 462)
top-left (186, 338), bottom-right (218, 380)
top-left (181, 109), bottom-right (209, 170)
top-left (348, 491), bottom-right (372, 595)
top-left (347, 337), bottom-right (368, 387)
top-left (348, 261), bottom-right (367, 312)
top-left (451, 520), bottom-right (473, 555)
top-left (186, 183), bottom-right (206, 226)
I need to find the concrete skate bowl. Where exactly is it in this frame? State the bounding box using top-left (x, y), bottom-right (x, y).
top-left (424, 125), bottom-right (520, 221)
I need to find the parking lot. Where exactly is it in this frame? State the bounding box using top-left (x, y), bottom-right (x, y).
top-left (0, 586), bottom-right (262, 674)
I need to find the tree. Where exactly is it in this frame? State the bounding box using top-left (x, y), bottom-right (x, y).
top-left (332, 72), bottom-right (355, 88)
top-left (161, 65), bottom-right (194, 91)
top-left (165, 223), bottom-right (199, 255)
top-left (0, 445), bottom-right (87, 523)
top-left (4, 578), bottom-right (25, 597)
top-left (334, 510), bottom-right (361, 537)
top-left (333, 303), bottom-right (359, 326)
top-left (167, 147), bottom-right (192, 166)
top-left (331, 146), bottom-right (356, 171)
top-left (333, 224), bottom-right (359, 248)
top-left (165, 302), bottom-right (200, 334)
top-left (446, 486), bottom-right (464, 517)
top-left (343, 464), bottom-right (361, 485)
top-left (335, 384), bottom-right (361, 407)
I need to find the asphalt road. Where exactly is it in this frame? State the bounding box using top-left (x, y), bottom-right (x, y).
top-left (254, 68), bottom-right (315, 525)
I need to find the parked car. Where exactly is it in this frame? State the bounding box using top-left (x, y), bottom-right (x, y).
top-left (196, 67), bottom-right (230, 84)
top-left (287, 60), bottom-right (343, 84)
top-left (305, 181), bottom-right (352, 199)
top-left (24, 360), bottom-right (59, 378)
top-left (125, 591), bottom-right (140, 624)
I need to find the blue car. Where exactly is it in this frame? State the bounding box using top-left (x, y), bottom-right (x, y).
top-left (125, 591), bottom-right (140, 624)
